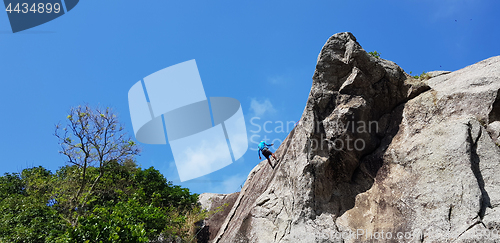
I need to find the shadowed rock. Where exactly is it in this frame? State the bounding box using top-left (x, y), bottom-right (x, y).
top-left (199, 32), bottom-right (500, 243)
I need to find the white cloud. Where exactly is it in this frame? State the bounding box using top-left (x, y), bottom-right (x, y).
top-left (226, 121), bottom-right (249, 160)
top-left (166, 160), bottom-right (180, 181)
top-left (428, 0), bottom-right (480, 22)
top-left (209, 173), bottom-right (247, 194)
top-left (250, 98), bottom-right (276, 117)
top-left (431, 2), bottom-right (459, 20)
top-left (268, 75), bottom-right (284, 85)
top-left (180, 173), bottom-right (247, 194)
top-left (222, 174), bottom-right (247, 193)
top-left (174, 136), bottom-right (232, 182)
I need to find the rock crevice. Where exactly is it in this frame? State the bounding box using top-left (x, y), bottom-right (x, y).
top-left (199, 32), bottom-right (500, 243)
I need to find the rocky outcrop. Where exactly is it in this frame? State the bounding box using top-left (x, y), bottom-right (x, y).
top-left (338, 55), bottom-right (500, 242)
top-left (200, 32), bottom-right (500, 242)
top-left (197, 192), bottom-right (240, 242)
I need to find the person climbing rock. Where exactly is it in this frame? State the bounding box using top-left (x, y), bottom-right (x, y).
top-left (258, 141), bottom-right (278, 168)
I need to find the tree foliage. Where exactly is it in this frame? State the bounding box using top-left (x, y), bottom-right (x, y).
top-left (0, 105), bottom-right (208, 242)
top-left (54, 105), bottom-right (140, 225)
top-left (0, 164), bottom-right (203, 242)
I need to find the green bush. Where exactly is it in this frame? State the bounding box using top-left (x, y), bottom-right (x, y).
top-left (0, 164), bottom-right (206, 243)
top-left (0, 189), bottom-right (67, 243)
top-left (409, 71), bottom-right (431, 80)
top-left (63, 198), bottom-right (163, 242)
top-left (419, 71), bottom-right (431, 80)
top-left (368, 51), bottom-right (381, 59)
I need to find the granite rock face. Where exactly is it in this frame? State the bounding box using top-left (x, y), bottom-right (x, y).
top-left (199, 32), bottom-right (500, 243)
top-left (197, 192), bottom-right (240, 242)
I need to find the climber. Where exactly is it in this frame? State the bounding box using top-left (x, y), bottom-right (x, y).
top-left (258, 141), bottom-right (279, 168)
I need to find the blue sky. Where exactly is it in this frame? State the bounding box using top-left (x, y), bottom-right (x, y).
top-left (1, 0), bottom-right (499, 194)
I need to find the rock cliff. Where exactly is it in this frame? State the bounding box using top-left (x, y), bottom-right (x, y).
top-left (200, 32), bottom-right (500, 242)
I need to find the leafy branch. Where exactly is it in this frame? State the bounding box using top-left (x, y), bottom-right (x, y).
top-left (54, 104), bottom-right (140, 225)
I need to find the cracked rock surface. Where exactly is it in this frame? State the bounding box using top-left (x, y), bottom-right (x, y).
top-left (199, 32), bottom-right (500, 242)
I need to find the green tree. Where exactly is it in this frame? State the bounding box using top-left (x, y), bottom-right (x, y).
top-left (0, 164), bottom-right (207, 243)
top-left (54, 105), bottom-right (140, 225)
top-left (0, 104), bottom-right (209, 242)
top-left (133, 167), bottom-right (198, 210)
top-left (0, 169), bottom-right (67, 243)
top-left (0, 172), bottom-right (25, 199)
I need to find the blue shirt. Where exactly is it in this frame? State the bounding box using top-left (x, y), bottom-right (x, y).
top-left (258, 141), bottom-right (272, 157)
